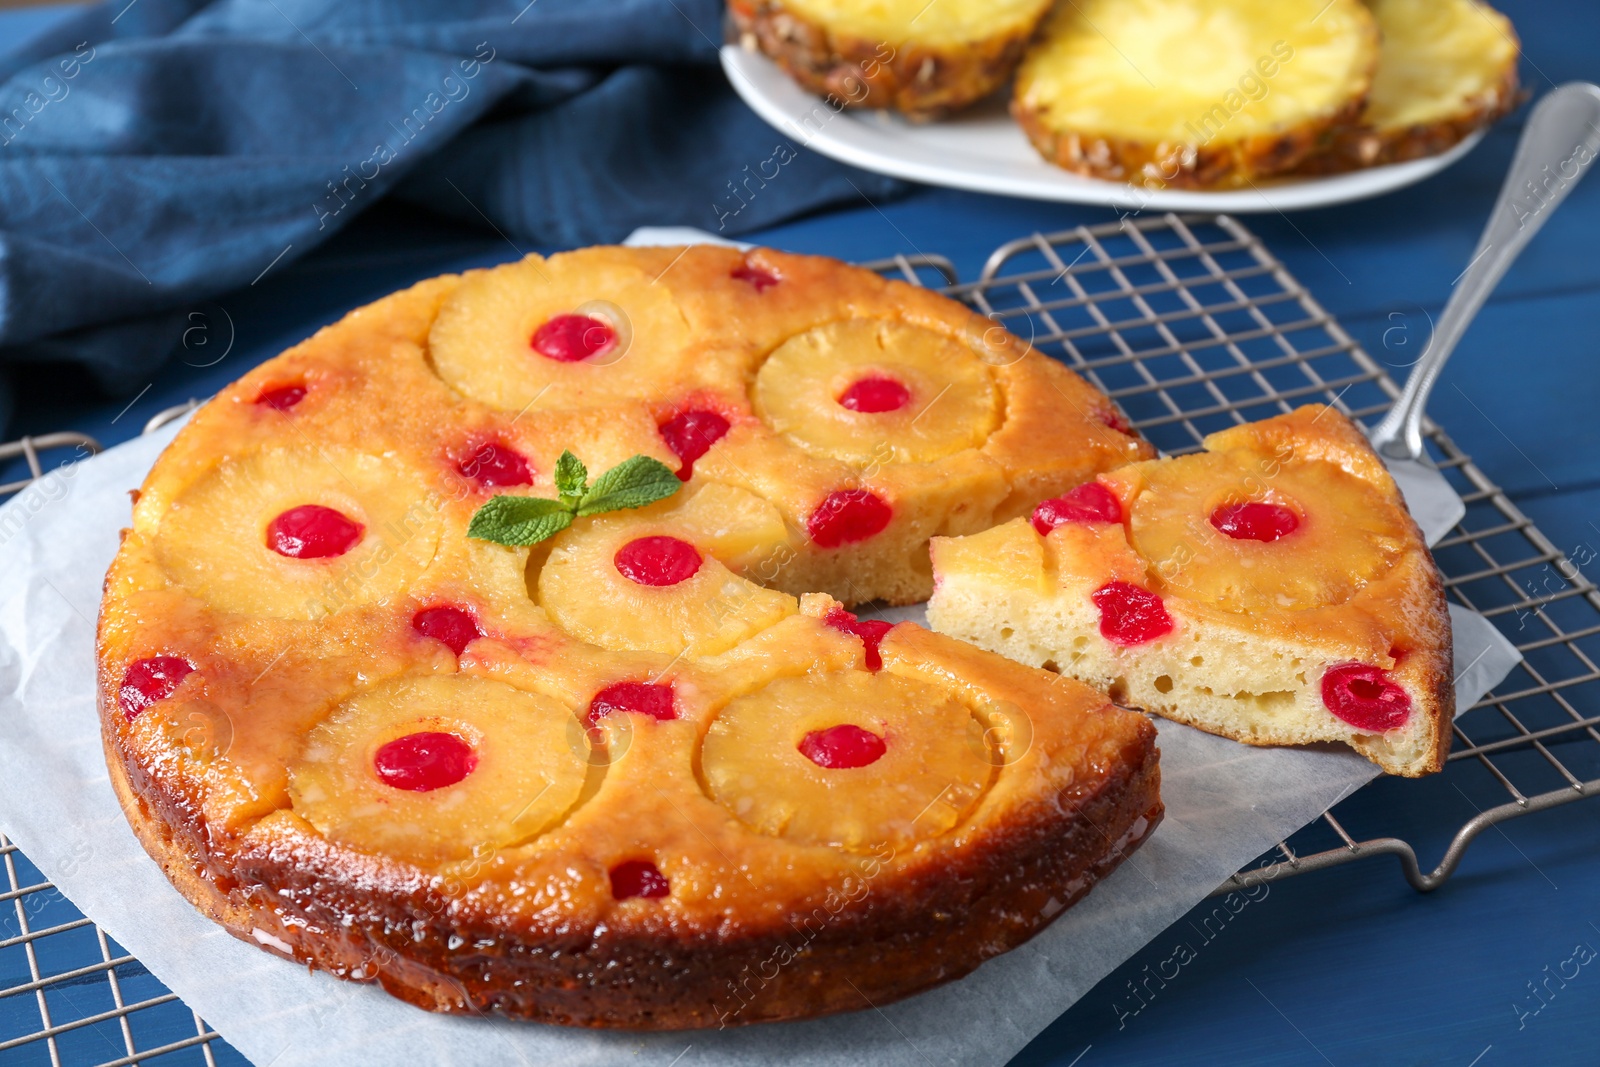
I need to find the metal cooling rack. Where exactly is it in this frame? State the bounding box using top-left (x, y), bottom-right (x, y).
top-left (2, 212), bottom-right (1596, 1064)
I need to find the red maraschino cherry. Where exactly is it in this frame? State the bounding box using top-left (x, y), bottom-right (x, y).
top-left (807, 490), bottom-right (891, 548)
top-left (1211, 501), bottom-right (1300, 543)
top-left (823, 608), bottom-right (894, 671)
top-left (531, 314), bottom-right (616, 362)
top-left (610, 859), bottom-right (670, 899)
top-left (267, 505), bottom-right (364, 559)
top-left (373, 732), bottom-right (477, 792)
top-left (412, 606), bottom-right (482, 656)
top-left (1031, 483), bottom-right (1123, 534)
top-left (731, 263), bottom-right (779, 292)
top-left (837, 377), bottom-right (911, 413)
top-left (1322, 664), bottom-right (1411, 731)
top-left (588, 682), bottom-right (678, 727)
top-left (614, 536), bottom-right (702, 586)
top-left (255, 383), bottom-right (306, 412)
top-left (798, 724), bottom-right (886, 769)
top-left (658, 409), bottom-right (730, 480)
top-left (119, 656), bottom-right (195, 721)
top-left (1091, 581), bottom-right (1174, 645)
top-left (457, 440), bottom-right (534, 489)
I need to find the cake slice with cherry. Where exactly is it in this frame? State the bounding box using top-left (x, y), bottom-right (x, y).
top-left (927, 405), bottom-right (1454, 776)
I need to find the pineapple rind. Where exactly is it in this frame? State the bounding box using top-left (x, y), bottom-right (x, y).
top-left (1296, 0), bottom-right (1520, 173)
top-left (729, 0), bottom-right (1053, 118)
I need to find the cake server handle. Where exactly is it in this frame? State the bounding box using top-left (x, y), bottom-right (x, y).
top-left (1369, 81), bottom-right (1600, 462)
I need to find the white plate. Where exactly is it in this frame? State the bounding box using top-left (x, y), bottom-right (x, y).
top-left (721, 44), bottom-right (1484, 214)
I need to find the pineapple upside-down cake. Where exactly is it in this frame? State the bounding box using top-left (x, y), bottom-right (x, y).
top-left (97, 245), bottom-right (1162, 1028)
top-left (927, 406), bottom-right (1454, 777)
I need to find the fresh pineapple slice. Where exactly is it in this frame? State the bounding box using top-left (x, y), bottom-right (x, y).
top-left (753, 318), bottom-right (1000, 464)
top-left (1298, 0), bottom-right (1520, 172)
top-left (288, 675), bottom-right (589, 866)
top-left (730, 0), bottom-right (1053, 118)
top-left (765, 0), bottom-right (1049, 49)
top-left (428, 249), bottom-right (693, 414)
top-left (153, 447), bottom-right (440, 620)
top-left (537, 506), bottom-right (796, 658)
top-left (1118, 450), bottom-right (1406, 613)
top-left (1013, 0), bottom-right (1378, 188)
top-left (701, 670), bottom-right (992, 849)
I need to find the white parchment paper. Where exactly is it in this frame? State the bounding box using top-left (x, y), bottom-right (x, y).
top-left (0, 422), bottom-right (1518, 1067)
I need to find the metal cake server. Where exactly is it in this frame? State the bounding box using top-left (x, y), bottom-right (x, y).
top-left (1370, 82), bottom-right (1600, 544)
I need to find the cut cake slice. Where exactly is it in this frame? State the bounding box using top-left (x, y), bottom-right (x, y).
top-left (927, 405), bottom-right (1453, 776)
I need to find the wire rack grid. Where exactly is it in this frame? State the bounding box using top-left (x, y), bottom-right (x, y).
top-left (2, 212), bottom-right (1597, 1065)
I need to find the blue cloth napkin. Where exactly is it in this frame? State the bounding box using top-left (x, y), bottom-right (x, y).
top-left (0, 0), bottom-right (906, 431)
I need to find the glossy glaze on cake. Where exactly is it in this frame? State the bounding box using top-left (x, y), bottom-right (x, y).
top-left (97, 245), bottom-right (1160, 1028)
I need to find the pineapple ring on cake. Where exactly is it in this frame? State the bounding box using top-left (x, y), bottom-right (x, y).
top-left (287, 675), bottom-right (589, 866)
top-left (152, 446), bottom-right (441, 620)
top-left (729, 0), bottom-right (1053, 119)
top-left (659, 480), bottom-right (793, 573)
top-left (428, 248), bottom-right (693, 414)
top-left (98, 245), bottom-right (1166, 1028)
top-left (928, 405), bottom-right (1454, 777)
top-left (536, 499), bottom-right (797, 658)
top-left (701, 670), bottom-right (992, 849)
top-left (1012, 0), bottom-right (1378, 188)
top-left (1125, 450), bottom-right (1406, 613)
top-left (1297, 0), bottom-right (1520, 174)
top-left (752, 318), bottom-right (1001, 464)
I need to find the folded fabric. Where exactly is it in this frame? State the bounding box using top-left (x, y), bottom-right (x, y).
top-left (0, 0), bottom-right (906, 431)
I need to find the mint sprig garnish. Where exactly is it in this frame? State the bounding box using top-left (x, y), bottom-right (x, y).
top-left (554, 451), bottom-right (587, 506)
top-left (468, 496), bottom-right (573, 545)
top-left (467, 451), bottom-right (681, 547)
top-left (576, 453), bottom-right (683, 516)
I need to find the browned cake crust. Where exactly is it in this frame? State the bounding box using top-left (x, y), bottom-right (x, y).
top-left (97, 245), bottom-right (1161, 1027)
top-left (101, 615), bottom-right (1161, 1027)
top-left (729, 0), bottom-right (1049, 119)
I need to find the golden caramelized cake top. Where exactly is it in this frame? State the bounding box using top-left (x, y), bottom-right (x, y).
top-left (96, 244), bottom-right (1161, 1027)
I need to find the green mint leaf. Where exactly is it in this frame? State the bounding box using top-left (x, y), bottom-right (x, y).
top-left (468, 496), bottom-right (574, 546)
top-left (576, 455), bottom-right (682, 517)
top-left (553, 450), bottom-right (588, 503)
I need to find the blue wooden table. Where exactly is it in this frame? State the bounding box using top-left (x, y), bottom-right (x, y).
top-left (3, 2), bottom-right (1599, 1064)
